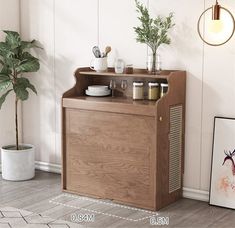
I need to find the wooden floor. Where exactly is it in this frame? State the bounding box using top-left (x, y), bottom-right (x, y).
top-left (0, 171), bottom-right (235, 228)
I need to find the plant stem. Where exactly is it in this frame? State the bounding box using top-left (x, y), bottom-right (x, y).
top-left (151, 50), bottom-right (157, 74)
top-left (15, 96), bottom-right (19, 150)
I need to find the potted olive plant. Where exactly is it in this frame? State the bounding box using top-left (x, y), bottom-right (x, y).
top-left (0, 31), bottom-right (40, 181)
top-left (134, 0), bottom-right (175, 74)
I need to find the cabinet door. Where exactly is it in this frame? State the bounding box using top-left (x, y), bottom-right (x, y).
top-left (65, 108), bottom-right (156, 209)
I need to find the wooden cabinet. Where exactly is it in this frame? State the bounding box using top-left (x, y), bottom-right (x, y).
top-left (62, 68), bottom-right (186, 211)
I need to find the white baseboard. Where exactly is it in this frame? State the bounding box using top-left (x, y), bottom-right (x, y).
top-left (35, 161), bottom-right (61, 174)
top-left (183, 187), bottom-right (209, 202)
top-left (0, 162), bottom-right (210, 202)
top-left (0, 161), bottom-right (61, 174)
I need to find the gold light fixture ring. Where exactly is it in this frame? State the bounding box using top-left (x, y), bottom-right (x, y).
top-left (197, 6), bottom-right (235, 46)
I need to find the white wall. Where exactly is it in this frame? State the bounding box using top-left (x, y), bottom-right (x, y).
top-left (20, 0), bottom-right (235, 194)
top-left (201, 0), bottom-right (235, 191)
top-left (0, 0), bottom-right (20, 149)
top-left (20, 0), bottom-right (56, 163)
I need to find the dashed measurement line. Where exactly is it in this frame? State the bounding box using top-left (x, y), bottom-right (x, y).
top-left (50, 200), bottom-right (155, 222)
top-left (51, 194), bottom-right (157, 214)
top-left (49, 194), bottom-right (158, 222)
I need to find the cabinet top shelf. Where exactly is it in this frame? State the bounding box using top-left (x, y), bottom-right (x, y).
top-left (77, 68), bottom-right (183, 79)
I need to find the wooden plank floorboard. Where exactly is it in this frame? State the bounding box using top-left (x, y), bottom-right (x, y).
top-left (23, 197), bottom-right (63, 213)
top-left (1, 170), bottom-right (235, 228)
top-left (5, 186), bottom-right (61, 208)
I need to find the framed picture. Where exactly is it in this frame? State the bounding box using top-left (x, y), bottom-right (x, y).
top-left (210, 117), bottom-right (235, 209)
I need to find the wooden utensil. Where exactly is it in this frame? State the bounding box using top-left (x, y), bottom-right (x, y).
top-left (105, 46), bottom-right (111, 57)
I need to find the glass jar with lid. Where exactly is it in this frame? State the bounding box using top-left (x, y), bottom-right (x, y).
top-left (133, 81), bottom-right (144, 100)
top-left (160, 83), bottom-right (168, 97)
top-left (148, 82), bottom-right (159, 100)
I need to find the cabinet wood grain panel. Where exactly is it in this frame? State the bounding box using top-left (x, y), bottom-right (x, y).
top-left (65, 109), bottom-right (155, 209)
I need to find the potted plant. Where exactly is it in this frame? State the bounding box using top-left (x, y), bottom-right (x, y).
top-left (134, 0), bottom-right (175, 74)
top-left (0, 30), bottom-right (40, 181)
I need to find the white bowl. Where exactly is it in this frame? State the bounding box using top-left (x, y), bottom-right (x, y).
top-left (86, 89), bottom-right (111, 97)
top-left (88, 85), bottom-right (109, 92)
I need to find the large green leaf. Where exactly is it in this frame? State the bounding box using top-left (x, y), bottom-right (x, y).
top-left (5, 58), bottom-right (20, 69)
top-left (0, 66), bottom-right (11, 91)
top-left (20, 52), bottom-right (38, 63)
top-left (3, 30), bottom-right (21, 49)
top-left (13, 85), bottom-right (29, 101)
top-left (13, 77), bottom-right (37, 101)
top-left (0, 42), bottom-right (17, 60)
top-left (0, 79), bottom-right (11, 92)
top-left (16, 59), bottom-right (40, 73)
top-left (18, 77), bottom-right (37, 94)
top-left (27, 82), bottom-right (37, 94)
top-left (13, 78), bottom-right (29, 100)
top-left (0, 73), bottom-right (10, 81)
top-left (0, 65), bottom-right (12, 75)
top-left (21, 40), bottom-right (42, 50)
top-left (0, 42), bottom-right (12, 56)
top-left (0, 89), bottom-right (12, 109)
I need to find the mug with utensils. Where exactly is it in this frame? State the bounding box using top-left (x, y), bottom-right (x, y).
top-left (90, 57), bottom-right (108, 72)
top-left (90, 45), bottom-right (111, 72)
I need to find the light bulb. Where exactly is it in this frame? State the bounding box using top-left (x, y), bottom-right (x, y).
top-left (209, 19), bottom-right (224, 33)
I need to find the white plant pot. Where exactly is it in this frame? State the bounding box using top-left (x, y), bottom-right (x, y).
top-left (1, 144), bottom-right (35, 181)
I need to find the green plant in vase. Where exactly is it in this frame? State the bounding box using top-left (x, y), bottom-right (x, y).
top-left (0, 30), bottom-right (40, 150)
top-left (134, 0), bottom-right (175, 74)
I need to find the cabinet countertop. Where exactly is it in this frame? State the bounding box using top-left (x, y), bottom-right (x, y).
top-left (62, 96), bottom-right (158, 116)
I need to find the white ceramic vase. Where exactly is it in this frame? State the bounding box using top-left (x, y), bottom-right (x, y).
top-left (1, 144), bottom-right (35, 181)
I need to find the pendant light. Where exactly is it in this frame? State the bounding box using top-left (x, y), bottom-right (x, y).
top-left (197, 0), bottom-right (235, 46)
